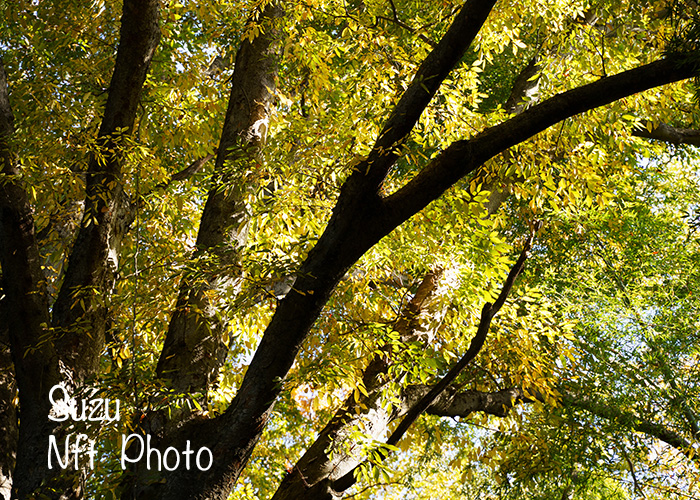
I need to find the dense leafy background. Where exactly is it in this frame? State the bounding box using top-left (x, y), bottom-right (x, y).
top-left (2, 0), bottom-right (699, 498)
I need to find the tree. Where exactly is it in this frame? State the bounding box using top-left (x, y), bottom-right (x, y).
top-left (1, 0), bottom-right (699, 499)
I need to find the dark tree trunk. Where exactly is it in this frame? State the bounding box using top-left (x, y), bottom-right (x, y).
top-left (1, 1), bottom-right (160, 496)
top-left (0, 302), bottom-right (17, 500)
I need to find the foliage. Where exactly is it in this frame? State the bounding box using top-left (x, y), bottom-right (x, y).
top-left (1, 0), bottom-right (700, 499)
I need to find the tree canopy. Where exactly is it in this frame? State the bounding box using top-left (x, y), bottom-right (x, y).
top-left (1, 0), bottom-right (700, 499)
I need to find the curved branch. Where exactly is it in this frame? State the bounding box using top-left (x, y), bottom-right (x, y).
top-left (632, 121), bottom-right (700, 146)
top-left (382, 56), bottom-right (700, 230)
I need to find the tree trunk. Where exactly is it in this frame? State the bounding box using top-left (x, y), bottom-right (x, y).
top-left (156, 1), bottom-right (284, 394)
top-left (1, 0), bottom-right (160, 496)
top-left (2, 2), bottom-right (700, 499)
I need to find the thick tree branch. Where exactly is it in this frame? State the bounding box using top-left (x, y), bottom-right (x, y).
top-left (338, 0), bottom-right (497, 201)
top-left (406, 385), bottom-right (525, 418)
top-left (125, 4), bottom-right (285, 498)
top-left (417, 385), bottom-right (697, 459)
top-left (383, 56), bottom-right (700, 230)
top-left (632, 121), bottom-right (700, 146)
top-left (52, 0), bottom-right (160, 382)
top-left (373, 0), bottom-right (496, 156)
top-left (156, 1), bottom-right (284, 394)
top-left (419, 385), bottom-right (697, 462)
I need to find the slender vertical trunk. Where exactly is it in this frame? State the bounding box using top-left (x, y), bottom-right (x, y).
top-left (156, 1), bottom-right (284, 394)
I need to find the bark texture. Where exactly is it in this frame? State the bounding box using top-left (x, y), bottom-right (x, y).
top-left (157, 1), bottom-right (284, 394)
top-left (123, 4), bottom-right (284, 497)
top-left (1, 0), bottom-right (160, 496)
top-left (403, 385), bottom-right (525, 418)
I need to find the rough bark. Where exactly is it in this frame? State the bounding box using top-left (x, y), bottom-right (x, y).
top-left (120, 4), bottom-right (284, 497)
top-left (156, 1), bottom-right (284, 394)
top-left (403, 385), bottom-right (525, 418)
top-left (51, 0), bottom-right (160, 382)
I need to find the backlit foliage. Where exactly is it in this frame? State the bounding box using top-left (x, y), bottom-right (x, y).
top-left (2, 0), bottom-right (700, 498)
